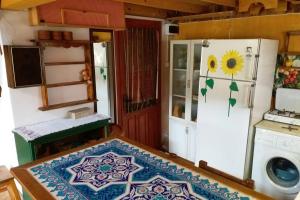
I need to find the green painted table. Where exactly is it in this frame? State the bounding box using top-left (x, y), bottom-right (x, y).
top-left (12, 114), bottom-right (110, 200)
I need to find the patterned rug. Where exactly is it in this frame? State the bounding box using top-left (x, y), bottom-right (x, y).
top-left (29, 139), bottom-right (251, 200)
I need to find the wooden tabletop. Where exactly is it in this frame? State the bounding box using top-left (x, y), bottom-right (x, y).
top-left (11, 135), bottom-right (274, 200)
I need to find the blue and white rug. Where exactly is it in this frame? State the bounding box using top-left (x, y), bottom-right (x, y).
top-left (29, 139), bottom-right (251, 200)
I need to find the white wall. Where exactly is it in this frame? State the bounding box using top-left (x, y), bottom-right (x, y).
top-left (0, 32), bottom-right (16, 168)
top-left (0, 10), bottom-right (94, 167)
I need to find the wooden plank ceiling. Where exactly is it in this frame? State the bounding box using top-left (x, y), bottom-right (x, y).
top-left (1, 0), bottom-right (56, 10)
top-left (1, 0), bottom-right (299, 21)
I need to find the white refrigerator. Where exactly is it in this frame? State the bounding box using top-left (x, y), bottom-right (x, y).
top-left (195, 39), bottom-right (278, 180)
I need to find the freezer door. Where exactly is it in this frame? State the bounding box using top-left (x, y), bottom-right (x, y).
top-left (196, 77), bottom-right (253, 179)
top-left (200, 39), bottom-right (259, 81)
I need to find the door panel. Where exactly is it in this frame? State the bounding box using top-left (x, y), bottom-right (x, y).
top-left (115, 19), bottom-right (161, 149)
top-left (190, 42), bottom-right (202, 122)
top-left (187, 123), bottom-right (197, 163)
top-left (136, 112), bottom-right (148, 145)
top-left (126, 116), bottom-right (136, 141)
top-left (148, 106), bottom-right (160, 148)
top-left (170, 42), bottom-right (190, 120)
top-left (200, 39), bottom-right (259, 81)
top-left (169, 119), bottom-right (188, 159)
top-left (196, 77), bottom-right (252, 179)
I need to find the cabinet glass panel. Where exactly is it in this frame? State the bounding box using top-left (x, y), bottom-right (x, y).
top-left (173, 44), bottom-right (188, 69)
top-left (172, 44), bottom-right (187, 119)
top-left (191, 44), bottom-right (201, 122)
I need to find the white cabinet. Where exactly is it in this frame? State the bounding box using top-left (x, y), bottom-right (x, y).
top-left (169, 119), bottom-right (197, 162)
top-left (168, 40), bottom-right (202, 162)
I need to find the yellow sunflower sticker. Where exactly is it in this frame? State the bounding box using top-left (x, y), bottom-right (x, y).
top-left (221, 50), bottom-right (244, 76)
top-left (207, 55), bottom-right (218, 73)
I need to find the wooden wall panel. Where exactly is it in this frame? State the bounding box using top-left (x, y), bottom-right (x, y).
top-left (178, 13), bottom-right (300, 52)
top-left (37, 0), bottom-right (125, 29)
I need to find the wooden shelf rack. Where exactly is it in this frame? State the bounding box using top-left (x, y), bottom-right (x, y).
top-left (44, 61), bottom-right (86, 66)
top-left (46, 80), bottom-right (86, 88)
top-left (39, 99), bottom-right (96, 111)
top-left (38, 39), bottom-right (95, 111)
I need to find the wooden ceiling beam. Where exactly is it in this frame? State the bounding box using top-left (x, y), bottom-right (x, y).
top-left (113, 0), bottom-right (207, 13)
top-left (193, 0), bottom-right (236, 7)
top-left (124, 3), bottom-right (168, 18)
top-left (1, 0), bottom-right (56, 10)
top-left (171, 0), bottom-right (213, 6)
top-left (167, 10), bottom-right (236, 21)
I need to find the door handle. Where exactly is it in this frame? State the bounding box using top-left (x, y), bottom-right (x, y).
top-left (185, 127), bottom-right (189, 134)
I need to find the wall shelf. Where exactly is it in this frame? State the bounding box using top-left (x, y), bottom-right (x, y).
top-left (39, 99), bottom-right (97, 111)
top-left (44, 61), bottom-right (86, 66)
top-left (33, 39), bottom-right (90, 48)
top-left (46, 81), bottom-right (86, 88)
top-left (38, 36), bottom-right (95, 111)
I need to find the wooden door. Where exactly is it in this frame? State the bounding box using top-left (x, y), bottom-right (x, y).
top-left (114, 19), bottom-right (161, 149)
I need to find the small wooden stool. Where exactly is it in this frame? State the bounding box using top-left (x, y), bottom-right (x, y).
top-left (0, 166), bottom-right (21, 200)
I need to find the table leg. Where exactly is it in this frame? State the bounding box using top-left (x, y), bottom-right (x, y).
top-left (104, 125), bottom-right (109, 138)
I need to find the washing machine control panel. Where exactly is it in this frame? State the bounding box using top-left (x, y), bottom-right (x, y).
top-left (256, 127), bottom-right (300, 153)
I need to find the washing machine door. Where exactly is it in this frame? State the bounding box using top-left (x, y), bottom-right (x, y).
top-left (266, 156), bottom-right (300, 193)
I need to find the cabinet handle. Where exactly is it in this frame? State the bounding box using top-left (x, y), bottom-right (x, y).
top-left (187, 80), bottom-right (191, 89)
top-left (185, 127), bottom-right (188, 134)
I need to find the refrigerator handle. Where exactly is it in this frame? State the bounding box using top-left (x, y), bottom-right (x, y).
top-left (252, 55), bottom-right (259, 80)
top-left (248, 84), bottom-right (255, 108)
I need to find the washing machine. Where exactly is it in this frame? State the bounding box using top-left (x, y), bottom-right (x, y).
top-left (252, 120), bottom-right (300, 200)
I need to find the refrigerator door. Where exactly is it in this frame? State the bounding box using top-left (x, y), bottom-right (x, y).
top-left (200, 39), bottom-right (259, 81)
top-left (196, 77), bottom-right (254, 179)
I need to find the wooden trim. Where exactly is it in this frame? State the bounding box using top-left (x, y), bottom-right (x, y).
top-left (195, 0), bottom-right (236, 7)
top-left (44, 61), bottom-right (86, 66)
top-left (36, 40), bottom-right (90, 48)
top-left (41, 86), bottom-right (48, 107)
top-left (239, 0), bottom-right (278, 13)
top-left (167, 10), bottom-right (236, 21)
top-left (11, 135), bottom-right (274, 200)
top-left (38, 99), bottom-right (96, 111)
top-left (3, 46), bottom-right (15, 88)
top-left (1, 0), bottom-right (55, 10)
top-left (288, 0), bottom-right (300, 4)
top-left (114, 0), bottom-right (207, 13)
top-left (31, 22), bottom-right (126, 30)
top-left (280, 51), bottom-right (300, 55)
top-left (199, 160), bottom-right (255, 189)
top-left (45, 81), bottom-right (86, 88)
top-left (29, 7), bottom-right (40, 26)
top-left (285, 31), bottom-right (300, 52)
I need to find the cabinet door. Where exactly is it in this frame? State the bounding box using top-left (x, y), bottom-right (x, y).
top-left (169, 119), bottom-right (188, 159)
top-left (186, 123), bottom-right (198, 163)
top-left (189, 41), bottom-right (202, 122)
top-left (170, 41), bottom-right (190, 120)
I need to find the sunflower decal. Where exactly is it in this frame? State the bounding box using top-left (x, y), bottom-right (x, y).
top-left (221, 50), bottom-right (244, 117)
top-left (201, 55), bottom-right (218, 102)
top-left (221, 50), bottom-right (244, 75)
top-left (208, 55), bottom-right (218, 73)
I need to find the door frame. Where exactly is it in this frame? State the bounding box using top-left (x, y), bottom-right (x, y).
top-left (89, 29), bottom-right (116, 123)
